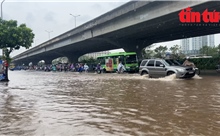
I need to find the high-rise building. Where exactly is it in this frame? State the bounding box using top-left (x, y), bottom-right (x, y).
top-left (208, 35), bottom-right (215, 47)
top-left (181, 38), bottom-right (190, 54)
top-left (181, 34), bottom-right (215, 55)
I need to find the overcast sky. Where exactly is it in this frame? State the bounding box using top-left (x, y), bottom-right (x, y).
top-left (2, 0), bottom-right (220, 57)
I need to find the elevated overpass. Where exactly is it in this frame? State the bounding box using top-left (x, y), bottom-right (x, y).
top-left (12, 0), bottom-right (220, 64)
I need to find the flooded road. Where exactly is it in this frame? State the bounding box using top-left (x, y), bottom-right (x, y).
top-left (0, 71), bottom-right (220, 136)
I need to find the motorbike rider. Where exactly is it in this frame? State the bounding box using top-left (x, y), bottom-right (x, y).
top-left (117, 61), bottom-right (126, 73)
top-left (96, 63), bottom-right (102, 73)
top-left (84, 63), bottom-right (89, 73)
top-left (182, 57), bottom-right (196, 67)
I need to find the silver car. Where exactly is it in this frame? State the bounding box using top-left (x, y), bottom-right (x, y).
top-left (139, 59), bottom-right (196, 78)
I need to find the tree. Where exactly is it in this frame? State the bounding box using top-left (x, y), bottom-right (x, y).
top-left (169, 45), bottom-right (185, 59)
top-left (199, 45), bottom-right (218, 57)
top-left (0, 19), bottom-right (34, 81)
top-left (142, 48), bottom-right (155, 59)
top-left (154, 45), bottom-right (168, 58)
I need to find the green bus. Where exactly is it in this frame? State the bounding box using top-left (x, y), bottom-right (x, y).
top-left (97, 52), bottom-right (138, 73)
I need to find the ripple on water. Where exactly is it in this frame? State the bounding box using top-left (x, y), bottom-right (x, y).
top-left (0, 71), bottom-right (219, 136)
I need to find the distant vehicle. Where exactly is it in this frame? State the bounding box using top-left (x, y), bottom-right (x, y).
top-left (9, 63), bottom-right (21, 71)
top-left (97, 52), bottom-right (138, 73)
top-left (139, 59), bottom-right (196, 78)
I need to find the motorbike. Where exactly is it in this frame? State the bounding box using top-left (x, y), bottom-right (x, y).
top-left (96, 67), bottom-right (102, 74)
top-left (117, 65), bottom-right (126, 74)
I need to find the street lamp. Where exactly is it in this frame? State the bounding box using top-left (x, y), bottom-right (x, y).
top-left (70, 14), bottom-right (80, 28)
top-left (1, 0), bottom-right (6, 19)
top-left (34, 39), bottom-right (39, 46)
top-left (45, 30), bottom-right (53, 40)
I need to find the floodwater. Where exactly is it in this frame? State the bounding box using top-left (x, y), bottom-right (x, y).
top-left (0, 71), bottom-right (220, 136)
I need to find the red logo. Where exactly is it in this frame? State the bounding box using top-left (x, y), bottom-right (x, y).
top-left (179, 7), bottom-right (220, 23)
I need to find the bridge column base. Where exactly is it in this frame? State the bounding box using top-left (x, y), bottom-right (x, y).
top-left (66, 56), bottom-right (80, 63)
top-left (124, 45), bottom-right (144, 60)
top-left (123, 42), bottom-right (154, 61)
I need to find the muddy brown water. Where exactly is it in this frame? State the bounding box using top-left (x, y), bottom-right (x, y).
top-left (0, 71), bottom-right (220, 136)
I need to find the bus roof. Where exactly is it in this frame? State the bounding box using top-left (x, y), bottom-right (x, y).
top-left (97, 52), bottom-right (136, 58)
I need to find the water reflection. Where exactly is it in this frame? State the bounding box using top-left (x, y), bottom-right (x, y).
top-left (0, 71), bottom-right (220, 136)
top-left (0, 85), bottom-right (37, 135)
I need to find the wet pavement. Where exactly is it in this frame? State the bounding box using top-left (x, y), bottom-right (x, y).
top-left (0, 71), bottom-right (220, 136)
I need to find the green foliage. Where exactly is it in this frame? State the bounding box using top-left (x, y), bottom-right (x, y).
top-left (141, 48), bottom-right (155, 59)
top-left (142, 45), bottom-right (185, 59)
top-left (154, 45), bottom-right (168, 58)
top-left (199, 45), bottom-right (219, 57)
top-left (190, 57), bottom-right (220, 70)
top-left (0, 19), bottom-right (35, 61)
top-left (169, 45), bottom-right (184, 59)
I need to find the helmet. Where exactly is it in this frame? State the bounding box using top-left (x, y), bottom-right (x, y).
top-left (186, 56), bottom-right (190, 60)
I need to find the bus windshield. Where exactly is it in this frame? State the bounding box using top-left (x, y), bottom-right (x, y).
top-left (126, 55), bottom-right (137, 64)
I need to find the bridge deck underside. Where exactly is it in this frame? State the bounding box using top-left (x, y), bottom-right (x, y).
top-left (14, 1), bottom-right (220, 64)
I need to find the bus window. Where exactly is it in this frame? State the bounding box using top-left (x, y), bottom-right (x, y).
top-left (126, 55), bottom-right (137, 64)
top-left (118, 55), bottom-right (124, 64)
top-left (97, 57), bottom-right (105, 65)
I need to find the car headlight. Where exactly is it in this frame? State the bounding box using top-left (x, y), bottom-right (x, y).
top-left (177, 69), bottom-right (185, 72)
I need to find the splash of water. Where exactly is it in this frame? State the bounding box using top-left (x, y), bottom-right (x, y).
top-left (148, 74), bottom-right (177, 81)
top-left (193, 74), bottom-right (203, 79)
top-left (120, 74), bottom-right (177, 81)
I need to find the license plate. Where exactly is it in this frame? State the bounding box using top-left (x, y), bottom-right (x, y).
top-left (189, 71), bottom-right (194, 74)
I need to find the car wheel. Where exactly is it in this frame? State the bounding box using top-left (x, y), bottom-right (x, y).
top-left (141, 71), bottom-right (148, 76)
top-left (167, 71), bottom-right (175, 76)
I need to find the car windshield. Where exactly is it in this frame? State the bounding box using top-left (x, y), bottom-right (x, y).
top-left (162, 60), bottom-right (170, 66)
top-left (165, 59), bottom-right (181, 66)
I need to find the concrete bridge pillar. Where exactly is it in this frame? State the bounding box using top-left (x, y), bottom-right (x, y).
top-left (44, 60), bottom-right (53, 65)
top-left (123, 45), bottom-right (144, 60)
top-left (123, 41), bottom-right (153, 61)
top-left (66, 55), bottom-right (80, 63)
